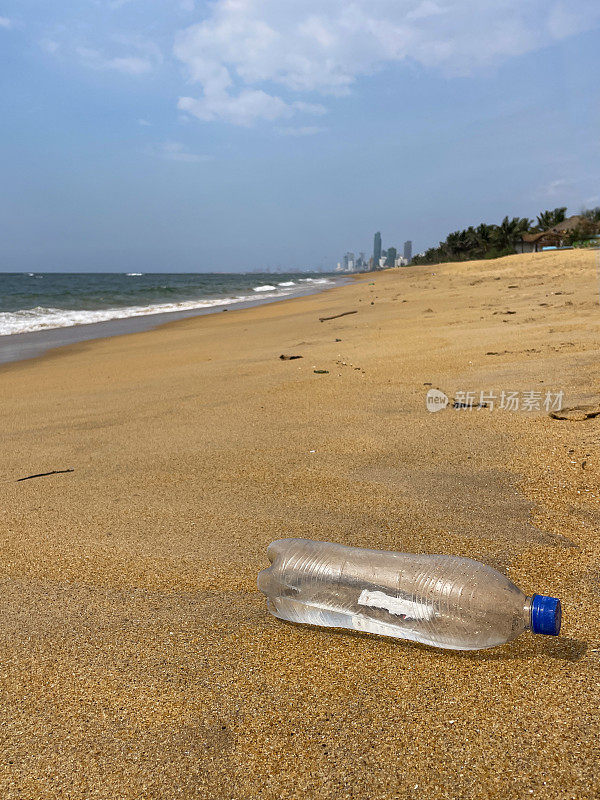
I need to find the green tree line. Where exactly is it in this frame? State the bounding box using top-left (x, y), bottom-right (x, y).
top-left (411, 207), bottom-right (600, 266)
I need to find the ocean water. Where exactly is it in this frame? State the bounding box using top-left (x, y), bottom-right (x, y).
top-left (0, 272), bottom-right (337, 336)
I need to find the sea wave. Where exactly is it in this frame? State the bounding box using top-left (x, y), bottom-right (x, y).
top-left (0, 273), bottom-right (339, 336)
top-left (0, 291), bottom-right (292, 335)
top-left (126, 272), bottom-right (143, 276)
top-left (252, 284), bottom-right (278, 292)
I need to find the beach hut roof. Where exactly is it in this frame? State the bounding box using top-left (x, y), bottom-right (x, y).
top-left (520, 215), bottom-right (584, 242)
top-left (550, 215), bottom-right (584, 232)
top-left (521, 231), bottom-right (560, 243)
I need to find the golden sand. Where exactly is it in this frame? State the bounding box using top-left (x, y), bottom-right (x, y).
top-left (1, 250), bottom-right (599, 799)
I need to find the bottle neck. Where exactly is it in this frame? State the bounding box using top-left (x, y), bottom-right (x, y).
top-left (523, 597), bottom-right (533, 631)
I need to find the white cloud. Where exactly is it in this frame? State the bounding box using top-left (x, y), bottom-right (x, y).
top-left (276, 126), bottom-right (327, 136)
top-left (138, 118), bottom-right (152, 126)
top-left (149, 141), bottom-right (213, 163)
top-left (42, 29), bottom-right (163, 76)
top-left (532, 177), bottom-right (600, 208)
top-left (292, 101), bottom-right (327, 116)
top-left (539, 178), bottom-right (572, 198)
top-left (76, 46), bottom-right (154, 74)
top-left (109, 56), bottom-right (154, 74)
top-left (179, 91), bottom-right (292, 126)
top-left (41, 38), bottom-right (61, 54)
top-left (0, 16), bottom-right (12, 28)
top-left (178, 92), bottom-right (326, 127)
top-left (545, 2), bottom-right (594, 38)
top-left (406, 2), bottom-right (446, 20)
top-left (174, 0), bottom-right (600, 125)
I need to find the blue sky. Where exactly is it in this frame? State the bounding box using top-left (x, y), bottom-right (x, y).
top-left (1, 0), bottom-right (599, 272)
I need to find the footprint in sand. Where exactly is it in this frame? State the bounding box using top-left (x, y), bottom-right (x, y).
top-left (550, 404), bottom-right (600, 421)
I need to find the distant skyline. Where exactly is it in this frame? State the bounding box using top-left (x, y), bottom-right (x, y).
top-left (1, 1), bottom-right (599, 272)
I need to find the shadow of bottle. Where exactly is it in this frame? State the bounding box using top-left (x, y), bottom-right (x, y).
top-left (275, 618), bottom-right (588, 662)
top-left (452, 635), bottom-right (588, 663)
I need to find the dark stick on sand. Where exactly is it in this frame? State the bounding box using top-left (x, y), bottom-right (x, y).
top-left (319, 310), bottom-right (358, 323)
top-left (17, 469), bottom-right (75, 482)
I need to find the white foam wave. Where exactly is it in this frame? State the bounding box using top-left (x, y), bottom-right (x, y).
top-left (126, 272), bottom-right (143, 276)
top-left (0, 275), bottom-right (338, 336)
top-left (0, 291), bottom-right (293, 336)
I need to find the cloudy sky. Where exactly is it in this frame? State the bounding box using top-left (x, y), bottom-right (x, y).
top-left (1, 0), bottom-right (599, 271)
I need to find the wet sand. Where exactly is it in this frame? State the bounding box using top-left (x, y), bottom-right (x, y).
top-left (0, 278), bottom-right (346, 365)
top-left (1, 249), bottom-right (599, 799)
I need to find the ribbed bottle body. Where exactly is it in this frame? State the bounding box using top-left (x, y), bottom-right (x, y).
top-left (257, 539), bottom-right (530, 651)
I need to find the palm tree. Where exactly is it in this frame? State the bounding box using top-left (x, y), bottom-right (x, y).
top-left (582, 207), bottom-right (600, 223)
top-left (474, 223), bottom-right (495, 257)
top-left (536, 207), bottom-right (567, 231)
top-left (445, 230), bottom-right (473, 260)
top-left (464, 226), bottom-right (480, 256)
top-left (493, 217), bottom-right (530, 252)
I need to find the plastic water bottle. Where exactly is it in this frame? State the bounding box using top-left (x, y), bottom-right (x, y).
top-left (257, 538), bottom-right (561, 651)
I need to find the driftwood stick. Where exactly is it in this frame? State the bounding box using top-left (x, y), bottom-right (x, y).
top-left (17, 469), bottom-right (74, 482)
top-left (319, 310), bottom-right (358, 323)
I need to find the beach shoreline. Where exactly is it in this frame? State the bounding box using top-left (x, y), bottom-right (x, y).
top-left (0, 274), bottom-right (350, 366)
top-left (1, 250), bottom-right (598, 799)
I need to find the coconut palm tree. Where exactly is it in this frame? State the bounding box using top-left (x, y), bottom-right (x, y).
top-left (446, 229), bottom-right (473, 260)
top-left (493, 217), bottom-right (530, 251)
top-left (536, 207), bottom-right (567, 231)
top-left (582, 207), bottom-right (600, 223)
top-left (476, 223), bottom-right (494, 245)
top-left (473, 223), bottom-right (495, 257)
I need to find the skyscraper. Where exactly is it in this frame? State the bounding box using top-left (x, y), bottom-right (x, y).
top-left (403, 240), bottom-right (412, 262)
top-left (373, 232), bottom-right (382, 270)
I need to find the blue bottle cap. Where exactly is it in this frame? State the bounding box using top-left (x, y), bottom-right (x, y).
top-left (531, 595), bottom-right (562, 636)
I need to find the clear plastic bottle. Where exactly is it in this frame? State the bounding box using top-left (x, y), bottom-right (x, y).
top-left (257, 538), bottom-right (561, 651)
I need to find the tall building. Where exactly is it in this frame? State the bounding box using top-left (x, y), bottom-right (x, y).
top-left (343, 252), bottom-right (355, 271)
top-left (385, 247), bottom-right (397, 268)
top-left (403, 240), bottom-right (413, 262)
top-left (373, 232), bottom-right (382, 270)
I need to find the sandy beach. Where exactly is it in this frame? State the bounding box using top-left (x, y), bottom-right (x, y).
top-left (1, 249), bottom-right (599, 799)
